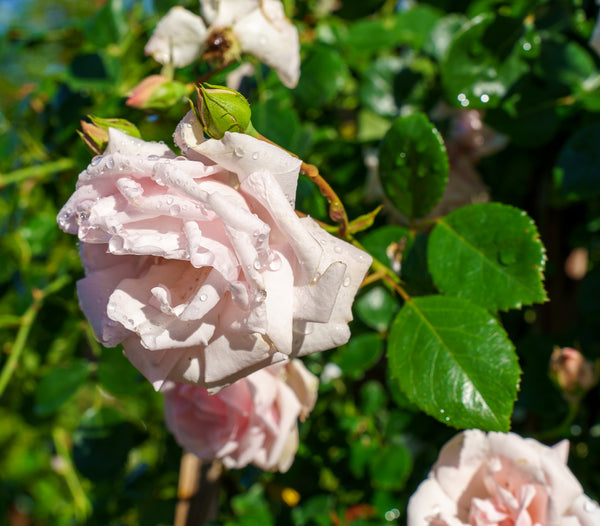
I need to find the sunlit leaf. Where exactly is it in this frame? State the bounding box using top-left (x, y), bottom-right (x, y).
top-left (388, 295), bottom-right (520, 431)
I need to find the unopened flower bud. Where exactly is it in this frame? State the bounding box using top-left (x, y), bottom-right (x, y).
top-left (195, 83), bottom-right (257, 139)
top-left (78, 116), bottom-right (141, 154)
top-left (126, 75), bottom-right (191, 110)
top-left (549, 347), bottom-right (599, 402)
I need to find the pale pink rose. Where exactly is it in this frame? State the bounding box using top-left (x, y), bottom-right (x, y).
top-left (162, 359), bottom-right (318, 471)
top-left (408, 430), bottom-right (600, 526)
top-left (57, 124), bottom-right (371, 392)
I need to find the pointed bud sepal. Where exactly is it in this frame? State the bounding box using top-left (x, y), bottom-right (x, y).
top-left (78, 116), bottom-right (142, 154)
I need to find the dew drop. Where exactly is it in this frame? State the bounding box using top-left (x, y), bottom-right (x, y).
top-left (253, 259), bottom-right (263, 271)
top-left (175, 156), bottom-right (186, 161)
top-left (105, 156), bottom-right (115, 169)
top-left (311, 272), bottom-right (321, 284)
top-left (233, 146), bottom-right (245, 158)
top-left (257, 234), bottom-right (266, 243)
top-left (334, 245), bottom-right (342, 254)
top-left (268, 256), bottom-right (281, 271)
top-left (90, 155), bottom-right (104, 167)
top-left (343, 276), bottom-right (351, 287)
top-left (127, 318), bottom-right (135, 326)
top-left (107, 303), bottom-right (116, 315)
top-left (166, 196), bottom-right (174, 205)
top-left (252, 151), bottom-right (259, 160)
top-left (199, 293), bottom-right (208, 302)
top-left (148, 154), bottom-right (160, 161)
top-left (584, 500), bottom-right (598, 513)
top-left (170, 204), bottom-right (181, 216)
top-left (439, 408), bottom-right (445, 414)
top-left (77, 210), bottom-right (90, 224)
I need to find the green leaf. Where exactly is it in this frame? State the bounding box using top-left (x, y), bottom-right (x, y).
top-left (401, 232), bottom-right (437, 296)
top-left (252, 98), bottom-right (313, 157)
top-left (294, 44), bottom-right (350, 108)
top-left (358, 225), bottom-right (408, 268)
top-left (336, 6), bottom-right (442, 56)
top-left (369, 444), bottom-right (412, 490)
top-left (360, 380), bottom-right (387, 415)
top-left (388, 295), bottom-right (520, 431)
top-left (355, 286), bottom-right (401, 332)
top-left (97, 347), bottom-right (145, 397)
top-left (428, 203), bottom-right (547, 311)
top-left (441, 13), bottom-right (528, 108)
top-left (334, 332), bottom-right (383, 380)
top-left (34, 360), bottom-right (90, 416)
top-left (73, 407), bottom-right (144, 481)
top-left (379, 113), bottom-right (449, 219)
top-left (553, 123), bottom-right (600, 202)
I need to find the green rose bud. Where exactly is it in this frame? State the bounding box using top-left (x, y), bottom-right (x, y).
top-left (78, 116), bottom-right (142, 154)
top-left (195, 83), bottom-right (257, 140)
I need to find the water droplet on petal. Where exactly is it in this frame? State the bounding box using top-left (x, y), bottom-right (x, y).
top-left (268, 256), bottom-right (281, 271)
top-left (166, 196), bottom-right (174, 205)
top-left (148, 154), bottom-right (160, 161)
top-left (253, 259), bottom-right (263, 271)
top-left (584, 500), bottom-right (599, 513)
top-left (252, 152), bottom-right (259, 160)
top-left (199, 293), bottom-right (208, 302)
top-left (170, 204), bottom-right (181, 216)
top-left (105, 156), bottom-right (115, 169)
top-left (90, 155), bottom-right (104, 167)
top-left (233, 147), bottom-right (245, 158)
top-left (343, 276), bottom-right (351, 287)
top-left (334, 245), bottom-right (342, 254)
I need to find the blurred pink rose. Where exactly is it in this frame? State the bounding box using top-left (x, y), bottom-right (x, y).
top-left (408, 430), bottom-right (600, 526)
top-left (126, 75), bottom-right (169, 109)
top-left (57, 121), bottom-right (371, 391)
top-left (163, 359), bottom-right (318, 471)
top-left (550, 347), bottom-right (598, 402)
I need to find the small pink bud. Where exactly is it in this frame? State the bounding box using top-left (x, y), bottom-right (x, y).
top-left (126, 75), bottom-right (170, 109)
top-left (549, 347), bottom-right (598, 401)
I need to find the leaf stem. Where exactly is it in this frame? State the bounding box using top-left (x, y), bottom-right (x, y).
top-left (0, 158), bottom-right (76, 188)
top-left (52, 427), bottom-right (92, 521)
top-left (0, 275), bottom-right (71, 397)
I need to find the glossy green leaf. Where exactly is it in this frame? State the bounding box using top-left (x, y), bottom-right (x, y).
top-left (73, 407), bottom-right (144, 481)
top-left (553, 123), bottom-right (600, 201)
top-left (334, 332), bottom-right (383, 379)
top-left (441, 13), bottom-right (528, 108)
top-left (428, 203), bottom-right (547, 311)
top-left (388, 295), bottom-right (520, 431)
top-left (359, 56), bottom-right (405, 117)
top-left (355, 286), bottom-right (401, 332)
top-left (379, 113), bottom-right (449, 219)
top-left (34, 360), bottom-right (90, 416)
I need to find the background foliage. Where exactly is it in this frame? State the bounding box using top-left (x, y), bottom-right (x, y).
top-left (1, 0), bottom-right (600, 524)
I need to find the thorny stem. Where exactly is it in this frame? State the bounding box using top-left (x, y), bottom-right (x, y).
top-left (0, 158), bottom-right (76, 189)
top-left (0, 275), bottom-right (71, 398)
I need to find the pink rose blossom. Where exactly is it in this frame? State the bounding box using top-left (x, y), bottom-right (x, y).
top-left (162, 359), bottom-right (318, 471)
top-left (408, 430), bottom-right (600, 526)
top-left (549, 347), bottom-right (598, 402)
top-left (57, 122), bottom-right (371, 392)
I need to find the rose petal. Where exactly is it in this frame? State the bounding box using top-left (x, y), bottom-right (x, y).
top-left (145, 6), bottom-right (207, 67)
